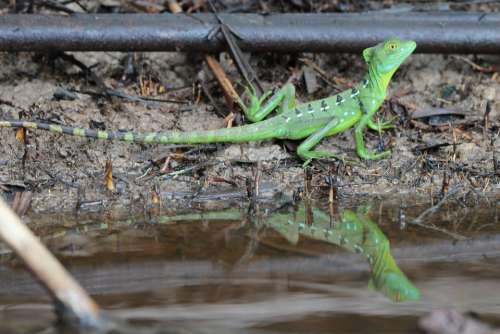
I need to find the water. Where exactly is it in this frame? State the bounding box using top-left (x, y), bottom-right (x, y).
top-left (0, 199), bottom-right (498, 333)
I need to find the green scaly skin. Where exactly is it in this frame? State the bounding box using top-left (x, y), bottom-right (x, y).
top-left (158, 204), bottom-right (421, 302)
top-left (264, 206), bottom-right (420, 302)
top-left (0, 39), bottom-right (416, 162)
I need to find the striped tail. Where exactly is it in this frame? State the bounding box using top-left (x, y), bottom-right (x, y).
top-left (0, 120), bottom-right (278, 144)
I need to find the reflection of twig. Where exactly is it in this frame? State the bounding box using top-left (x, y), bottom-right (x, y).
top-left (411, 222), bottom-right (466, 240)
top-left (411, 186), bottom-right (462, 225)
top-left (409, 186), bottom-right (466, 240)
top-left (0, 199), bottom-right (102, 326)
top-left (237, 231), bottom-right (260, 265)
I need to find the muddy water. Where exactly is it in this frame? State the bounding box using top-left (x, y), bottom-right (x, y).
top-left (0, 200), bottom-right (499, 334)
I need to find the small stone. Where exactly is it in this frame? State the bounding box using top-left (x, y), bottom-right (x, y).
top-left (482, 86), bottom-right (497, 101)
top-left (453, 143), bottom-right (488, 162)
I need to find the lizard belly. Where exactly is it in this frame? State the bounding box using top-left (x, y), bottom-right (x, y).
top-left (325, 96), bottom-right (363, 135)
top-left (282, 116), bottom-right (332, 140)
top-left (326, 112), bottom-right (362, 136)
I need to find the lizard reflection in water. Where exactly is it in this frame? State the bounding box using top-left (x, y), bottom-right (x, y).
top-left (29, 203), bottom-right (419, 302)
top-left (158, 204), bottom-right (421, 302)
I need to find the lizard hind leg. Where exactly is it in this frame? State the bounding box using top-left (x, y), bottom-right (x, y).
top-left (238, 83), bottom-right (296, 123)
top-left (297, 117), bottom-right (343, 165)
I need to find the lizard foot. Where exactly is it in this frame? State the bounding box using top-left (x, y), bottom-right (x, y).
top-left (370, 116), bottom-right (399, 131)
top-left (358, 149), bottom-right (391, 160)
top-left (238, 85), bottom-right (273, 122)
top-left (299, 150), bottom-right (360, 167)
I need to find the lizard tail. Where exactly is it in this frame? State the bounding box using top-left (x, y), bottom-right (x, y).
top-left (0, 120), bottom-right (278, 144)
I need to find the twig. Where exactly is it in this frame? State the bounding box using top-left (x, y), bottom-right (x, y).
top-left (11, 191), bottom-right (32, 216)
top-left (453, 55), bottom-right (496, 73)
top-left (0, 198), bottom-right (102, 326)
top-left (71, 88), bottom-right (190, 105)
top-left (205, 55), bottom-right (240, 107)
top-left (299, 58), bottom-right (344, 91)
top-left (169, 0), bottom-right (243, 119)
top-left (483, 100), bottom-right (492, 141)
top-left (207, 0), bottom-right (263, 96)
top-left (161, 160), bottom-right (218, 179)
top-left (39, 0), bottom-right (77, 14)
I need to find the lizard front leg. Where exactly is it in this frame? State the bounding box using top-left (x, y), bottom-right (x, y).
top-left (238, 83), bottom-right (296, 123)
top-left (355, 115), bottom-right (391, 160)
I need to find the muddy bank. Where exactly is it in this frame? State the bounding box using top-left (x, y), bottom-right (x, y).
top-left (0, 48), bottom-right (498, 213)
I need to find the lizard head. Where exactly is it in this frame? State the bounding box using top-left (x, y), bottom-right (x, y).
top-left (363, 38), bottom-right (417, 75)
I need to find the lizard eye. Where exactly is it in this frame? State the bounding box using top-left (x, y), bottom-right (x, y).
top-left (388, 43), bottom-right (398, 50)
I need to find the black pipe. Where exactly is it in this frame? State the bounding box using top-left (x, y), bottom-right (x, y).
top-left (0, 12), bottom-right (499, 53)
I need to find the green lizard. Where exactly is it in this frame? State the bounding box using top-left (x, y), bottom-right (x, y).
top-left (158, 204), bottom-right (421, 302)
top-left (0, 38), bottom-right (416, 162)
top-left (268, 206), bottom-right (421, 302)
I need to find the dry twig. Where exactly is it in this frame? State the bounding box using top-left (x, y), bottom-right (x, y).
top-left (0, 198), bottom-right (102, 326)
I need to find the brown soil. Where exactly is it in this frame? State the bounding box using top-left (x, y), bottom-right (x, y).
top-left (0, 2), bottom-right (499, 213)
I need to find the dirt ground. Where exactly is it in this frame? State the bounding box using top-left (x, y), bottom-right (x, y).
top-left (0, 2), bottom-right (499, 213)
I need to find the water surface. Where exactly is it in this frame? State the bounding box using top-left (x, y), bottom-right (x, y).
top-left (0, 200), bottom-right (498, 333)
